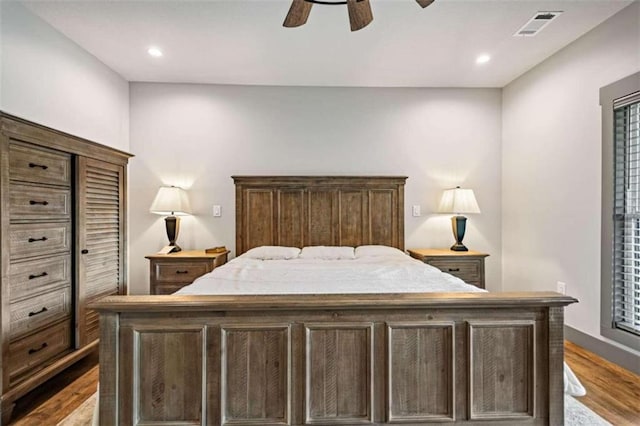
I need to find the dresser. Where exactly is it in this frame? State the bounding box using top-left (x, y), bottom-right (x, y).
top-left (146, 250), bottom-right (229, 295)
top-left (408, 249), bottom-right (489, 289)
top-left (0, 113), bottom-right (131, 423)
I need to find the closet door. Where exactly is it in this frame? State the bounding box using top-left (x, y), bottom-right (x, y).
top-left (76, 157), bottom-right (126, 347)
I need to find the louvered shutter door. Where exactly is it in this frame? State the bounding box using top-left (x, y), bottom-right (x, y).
top-left (77, 157), bottom-right (125, 346)
top-left (613, 94), bottom-right (640, 337)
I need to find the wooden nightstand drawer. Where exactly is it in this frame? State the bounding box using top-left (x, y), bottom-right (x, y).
top-left (147, 250), bottom-right (229, 295)
top-left (153, 284), bottom-right (193, 295)
top-left (154, 262), bottom-right (210, 283)
top-left (408, 249), bottom-right (489, 289)
top-left (427, 259), bottom-right (481, 282)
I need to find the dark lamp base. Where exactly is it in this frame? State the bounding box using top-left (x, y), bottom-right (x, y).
top-left (450, 243), bottom-right (469, 252)
top-left (450, 215), bottom-right (470, 252)
top-left (164, 215), bottom-right (182, 252)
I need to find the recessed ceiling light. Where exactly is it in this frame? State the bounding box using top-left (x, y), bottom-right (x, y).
top-left (148, 47), bottom-right (163, 58)
top-left (476, 54), bottom-right (491, 65)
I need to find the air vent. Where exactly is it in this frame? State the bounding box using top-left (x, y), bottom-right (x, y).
top-left (514, 11), bottom-right (562, 37)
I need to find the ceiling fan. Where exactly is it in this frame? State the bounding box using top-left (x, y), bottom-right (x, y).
top-left (283, 0), bottom-right (435, 32)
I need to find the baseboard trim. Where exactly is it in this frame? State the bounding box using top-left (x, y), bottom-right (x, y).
top-left (565, 325), bottom-right (640, 375)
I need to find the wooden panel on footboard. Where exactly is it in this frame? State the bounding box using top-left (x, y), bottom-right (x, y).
top-left (304, 322), bottom-right (374, 424)
top-left (221, 324), bottom-right (291, 425)
top-left (387, 322), bottom-right (455, 422)
top-left (93, 292), bottom-right (576, 426)
top-left (468, 320), bottom-right (536, 421)
top-left (118, 325), bottom-right (207, 425)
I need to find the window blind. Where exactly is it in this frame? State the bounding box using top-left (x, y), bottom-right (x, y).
top-left (613, 95), bottom-right (640, 336)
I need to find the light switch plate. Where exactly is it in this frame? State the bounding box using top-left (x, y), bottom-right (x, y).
top-left (412, 205), bottom-right (421, 217)
top-left (213, 205), bottom-right (221, 217)
top-left (557, 281), bottom-right (566, 295)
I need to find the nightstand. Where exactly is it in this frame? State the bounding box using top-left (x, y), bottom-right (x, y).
top-left (407, 249), bottom-right (489, 289)
top-left (146, 250), bottom-right (229, 295)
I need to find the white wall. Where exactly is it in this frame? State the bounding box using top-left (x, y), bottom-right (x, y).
top-left (129, 84), bottom-right (502, 294)
top-left (0, 2), bottom-right (129, 151)
top-left (502, 3), bottom-right (640, 349)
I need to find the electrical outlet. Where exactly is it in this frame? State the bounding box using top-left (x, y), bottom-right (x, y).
top-left (213, 205), bottom-right (221, 217)
top-left (412, 205), bottom-right (421, 217)
top-left (557, 281), bottom-right (566, 295)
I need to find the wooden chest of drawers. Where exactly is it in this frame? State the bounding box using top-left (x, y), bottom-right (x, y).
top-left (408, 249), bottom-right (489, 289)
top-left (0, 113), bottom-right (131, 423)
top-left (147, 250), bottom-right (229, 295)
top-left (5, 142), bottom-right (73, 385)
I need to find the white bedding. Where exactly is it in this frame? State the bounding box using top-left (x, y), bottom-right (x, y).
top-left (92, 249), bottom-right (585, 425)
top-left (175, 253), bottom-right (482, 295)
top-left (174, 248), bottom-right (585, 397)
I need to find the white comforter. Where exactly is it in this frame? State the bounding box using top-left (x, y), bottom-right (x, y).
top-left (173, 251), bottom-right (586, 397)
top-left (175, 254), bottom-right (481, 295)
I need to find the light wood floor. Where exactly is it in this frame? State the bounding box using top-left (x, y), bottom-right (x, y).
top-left (8, 342), bottom-right (640, 425)
top-left (564, 341), bottom-right (640, 426)
top-left (10, 350), bottom-right (99, 425)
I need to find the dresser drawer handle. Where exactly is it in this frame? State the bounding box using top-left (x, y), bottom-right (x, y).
top-left (176, 270), bottom-right (189, 274)
top-left (28, 307), bottom-right (48, 317)
top-left (28, 342), bottom-right (48, 355)
top-left (28, 272), bottom-right (48, 280)
top-left (447, 268), bottom-right (460, 272)
top-left (28, 163), bottom-right (49, 170)
top-left (28, 237), bottom-right (48, 243)
top-left (29, 200), bottom-right (49, 206)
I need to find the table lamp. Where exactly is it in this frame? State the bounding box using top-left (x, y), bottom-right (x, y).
top-left (438, 186), bottom-right (480, 251)
top-left (150, 186), bottom-right (191, 253)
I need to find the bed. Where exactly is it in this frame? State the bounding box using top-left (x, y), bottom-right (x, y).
top-left (91, 176), bottom-right (576, 425)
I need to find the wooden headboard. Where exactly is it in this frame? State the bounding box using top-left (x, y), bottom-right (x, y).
top-left (233, 176), bottom-right (407, 255)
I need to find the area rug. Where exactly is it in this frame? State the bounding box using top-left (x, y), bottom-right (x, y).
top-left (565, 394), bottom-right (612, 426)
top-left (57, 393), bottom-right (611, 425)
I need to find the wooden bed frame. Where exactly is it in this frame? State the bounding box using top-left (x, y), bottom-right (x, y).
top-left (92, 176), bottom-right (576, 425)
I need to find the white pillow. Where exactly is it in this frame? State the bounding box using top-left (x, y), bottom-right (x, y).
top-left (355, 245), bottom-right (406, 258)
top-left (243, 246), bottom-right (300, 260)
top-left (299, 246), bottom-right (355, 260)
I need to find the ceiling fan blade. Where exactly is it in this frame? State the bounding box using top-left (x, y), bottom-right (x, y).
top-left (283, 0), bottom-right (313, 28)
top-left (416, 0), bottom-right (435, 8)
top-left (347, 0), bottom-right (373, 31)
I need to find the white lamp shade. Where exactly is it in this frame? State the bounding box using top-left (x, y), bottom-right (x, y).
top-left (438, 187), bottom-right (481, 214)
top-left (150, 186), bottom-right (192, 216)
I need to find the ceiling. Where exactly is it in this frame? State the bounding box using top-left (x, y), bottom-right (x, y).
top-left (23, 0), bottom-right (633, 88)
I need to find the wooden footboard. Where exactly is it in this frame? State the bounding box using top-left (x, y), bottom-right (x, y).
top-left (91, 292), bottom-right (576, 425)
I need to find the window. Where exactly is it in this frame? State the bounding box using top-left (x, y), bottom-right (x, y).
top-left (613, 98), bottom-right (640, 336)
top-left (601, 72), bottom-right (640, 351)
